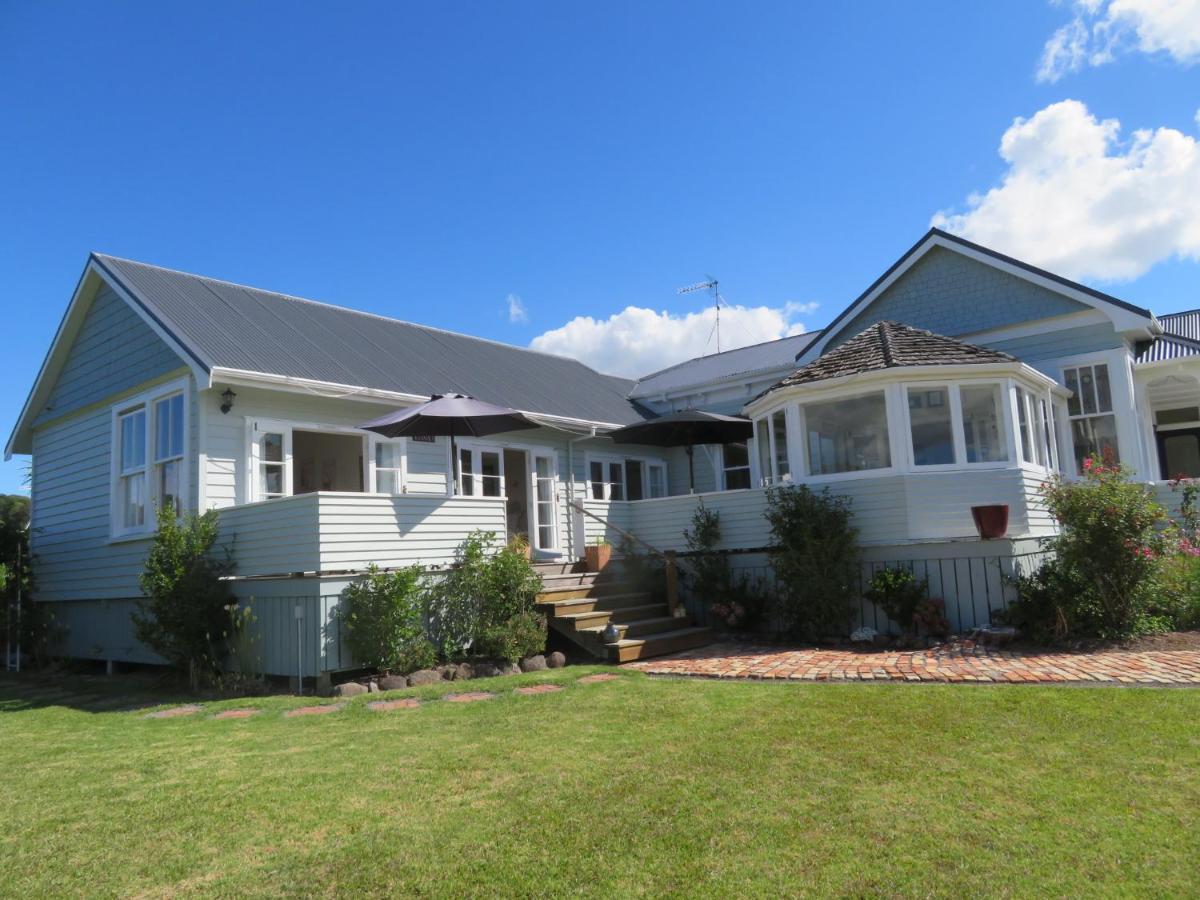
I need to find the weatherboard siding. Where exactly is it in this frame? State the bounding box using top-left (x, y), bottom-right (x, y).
top-left (34, 284), bottom-right (186, 427)
top-left (831, 247), bottom-right (1089, 349)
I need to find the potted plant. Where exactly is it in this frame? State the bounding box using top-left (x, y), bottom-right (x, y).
top-left (585, 537), bottom-right (612, 572)
top-left (508, 533), bottom-right (532, 560)
top-left (970, 504), bottom-right (1009, 539)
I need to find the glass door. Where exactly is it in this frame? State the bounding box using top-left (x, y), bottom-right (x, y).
top-left (531, 451), bottom-right (558, 552)
top-left (249, 421), bottom-right (292, 501)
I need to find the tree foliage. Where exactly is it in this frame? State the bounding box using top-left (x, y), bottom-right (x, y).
top-left (343, 565), bottom-right (436, 673)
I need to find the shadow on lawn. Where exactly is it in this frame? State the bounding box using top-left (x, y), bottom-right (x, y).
top-left (0, 666), bottom-right (208, 714)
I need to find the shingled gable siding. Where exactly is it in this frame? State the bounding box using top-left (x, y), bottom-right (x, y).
top-left (831, 247), bottom-right (1090, 349)
top-left (29, 284), bottom-right (196, 604)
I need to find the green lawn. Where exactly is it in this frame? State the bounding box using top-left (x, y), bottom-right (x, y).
top-left (2, 668), bottom-right (1198, 898)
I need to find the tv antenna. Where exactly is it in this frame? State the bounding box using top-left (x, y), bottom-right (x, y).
top-left (678, 278), bottom-right (722, 353)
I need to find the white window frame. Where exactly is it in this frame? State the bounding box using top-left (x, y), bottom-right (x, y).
top-left (753, 408), bottom-right (796, 486)
top-left (1061, 361), bottom-right (1121, 476)
top-left (717, 442), bottom-right (753, 491)
top-left (585, 452), bottom-right (668, 501)
top-left (455, 440), bottom-right (507, 498)
top-left (795, 387), bottom-right (898, 483)
top-left (109, 378), bottom-right (190, 540)
top-left (901, 379), bottom-right (1014, 472)
top-left (368, 435), bottom-right (408, 495)
top-left (245, 418), bottom-right (373, 502)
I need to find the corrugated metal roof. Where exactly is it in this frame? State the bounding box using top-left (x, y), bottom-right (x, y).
top-left (1159, 309), bottom-right (1200, 342)
top-left (629, 332), bottom-right (819, 398)
top-left (1135, 309), bottom-right (1200, 364)
top-left (93, 254), bottom-right (648, 426)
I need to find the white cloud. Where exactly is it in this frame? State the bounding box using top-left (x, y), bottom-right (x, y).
top-left (529, 302), bottom-right (816, 378)
top-left (506, 293), bottom-right (528, 323)
top-left (1038, 0), bottom-right (1200, 82)
top-left (931, 100), bottom-right (1200, 282)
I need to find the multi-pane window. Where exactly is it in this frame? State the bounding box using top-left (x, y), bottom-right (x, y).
top-left (154, 394), bottom-right (184, 513)
top-left (588, 457), bottom-right (664, 500)
top-left (755, 411), bottom-right (791, 484)
top-left (960, 384), bottom-right (1007, 463)
top-left (1064, 363), bottom-right (1119, 471)
top-left (908, 386), bottom-right (954, 466)
top-left (1015, 388), bottom-right (1055, 469)
top-left (118, 408), bottom-right (147, 530)
top-left (258, 431), bottom-right (287, 499)
top-left (455, 446), bottom-right (504, 497)
top-left (113, 385), bottom-right (187, 535)
top-left (805, 392), bottom-right (891, 475)
top-left (721, 442), bottom-right (751, 490)
top-left (374, 440), bottom-right (404, 494)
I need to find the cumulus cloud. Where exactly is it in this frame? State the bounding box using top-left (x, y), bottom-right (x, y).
top-left (506, 293), bottom-right (528, 323)
top-left (931, 99), bottom-right (1200, 282)
top-left (1038, 0), bottom-right (1200, 82)
top-left (529, 302), bottom-right (817, 378)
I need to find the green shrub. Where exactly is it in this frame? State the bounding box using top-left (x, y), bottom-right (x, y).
top-left (864, 566), bottom-right (927, 634)
top-left (134, 506), bottom-right (235, 689)
top-left (1149, 553), bottom-right (1200, 631)
top-left (683, 503), bottom-right (769, 631)
top-left (343, 564), bottom-right (436, 673)
top-left (765, 485), bottom-right (860, 640)
top-left (477, 609), bottom-right (547, 663)
top-left (1008, 455), bottom-right (1171, 641)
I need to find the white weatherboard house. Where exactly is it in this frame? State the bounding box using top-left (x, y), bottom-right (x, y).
top-left (9, 228), bottom-right (1200, 673)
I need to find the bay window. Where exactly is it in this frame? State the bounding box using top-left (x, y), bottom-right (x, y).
top-left (1064, 363), bottom-right (1119, 471)
top-left (111, 383), bottom-right (187, 537)
top-left (755, 410), bottom-right (791, 485)
top-left (959, 384), bottom-right (1007, 464)
top-left (907, 386), bottom-right (954, 466)
top-left (805, 392), bottom-right (890, 476)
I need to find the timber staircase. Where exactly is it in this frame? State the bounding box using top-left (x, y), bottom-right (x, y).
top-left (534, 560), bottom-right (714, 663)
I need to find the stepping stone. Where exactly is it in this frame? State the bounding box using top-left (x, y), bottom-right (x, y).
top-left (367, 698), bottom-right (420, 712)
top-left (514, 684), bottom-right (564, 695)
top-left (214, 708), bottom-right (259, 720)
top-left (284, 704), bottom-right (343, 718)
top-left (145, 704), bottom-right (203, 719)
top-left (578, 673), bottom-right (619, 684)
top-left (444, 691), bottom-right (495, 703)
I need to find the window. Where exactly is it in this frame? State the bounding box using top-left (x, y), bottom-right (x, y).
top-left (1064, 363), bottom-right (1119, 471)
top-left (1038, 397), bottom-right (1055, 469)
top-left (805, 392), bottom-right (891, 476)
top-left (374, 439), bottom-right (404, 494)
top-left (755, 411), bottom-right (791, 485)
top-left (607, 461), bottom-right (625, 500)
top-left (458, 447), bottom-right (505, 497)
top-left (960, 384), bottom-right (1008, 464)
top-left (589, 461), bottom-right (605, 500)
top-left (772, 412), bottom-right (790, 482)
top-left (479, 450), bottom-right (502, 497)
top-left (625, 458), bottom-right (644, 501)
top-left (647, 463), bottom-right (667, 498)
top-left (117, 408), bottom-right (147, 530)
top-left (154, 393), bottom-right (184, 513)
top-left (721, 442), bottom-right (751, 490)
top-left (1015, 387), bottom-right (1034, 464)
top-left (258, 431), bottom-right (287, 499)
top-left (908, 386), bottom-right (954, 466)
top-left (111, 382), bottom-right (187, 536)
top-left (755, 418), bottom-right (771, 484)
top-left (587, 456), bottom-right (664, 500)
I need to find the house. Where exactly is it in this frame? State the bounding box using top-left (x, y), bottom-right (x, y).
top-left (9, 228), bottom-right (1199, 674)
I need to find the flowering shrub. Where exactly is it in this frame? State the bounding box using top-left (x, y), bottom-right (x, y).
top-left (1007, 453), bottom-right (1170, 640)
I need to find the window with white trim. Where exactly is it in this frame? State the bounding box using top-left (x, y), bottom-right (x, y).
top-left (373, 438), bottom-right (405, 494)
top-left (587, 455), bottom-right (665, 500)
top-left (908, 386), bottom-right (954, 466)
top-left (111, 384), bottom-right (187, 537)
top-left (1063, 363), bottom-right (1119, 471)
top-left (959, 384), bottom-right (1007, 464)
top-left (721, 442), bottom-right (751, 490)
top-left (457, 445), bottom-right (504, 497)
top-left (804, 392), bottom-right (891, 476)
top-left (755, 410), bottom-right (791, 485)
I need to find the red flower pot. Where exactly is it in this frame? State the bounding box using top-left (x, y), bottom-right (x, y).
top-left (971, 504), bottom-right (1009, 539)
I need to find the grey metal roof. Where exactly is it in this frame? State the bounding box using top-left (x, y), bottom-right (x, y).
top-left (629, 332), bottom-right (819, 398)
top-left (1134, 309), bottom-right (1200, 364)
top-left (92, 254), bottom-right (648, 426)
top-left (760, 321), bottom-right (1015, 397)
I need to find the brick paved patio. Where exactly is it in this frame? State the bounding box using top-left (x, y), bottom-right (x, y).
top-left (625, 642), bottom-right (1200, 685)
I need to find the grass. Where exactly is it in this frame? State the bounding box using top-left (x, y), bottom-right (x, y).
top-left (2, 667), bottom-right (1199, 898)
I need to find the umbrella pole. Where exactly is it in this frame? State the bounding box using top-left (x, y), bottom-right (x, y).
top-left (450, 423), bottom-right (457, 496)
top-left (687, 443), bottom-right (695, 494)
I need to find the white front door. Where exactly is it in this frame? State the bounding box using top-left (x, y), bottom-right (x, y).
top-left (530, 450), bottom-right (558, 553)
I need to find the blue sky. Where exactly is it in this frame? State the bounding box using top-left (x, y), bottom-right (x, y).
top-left (2, 1), bottom-right (1199, 493)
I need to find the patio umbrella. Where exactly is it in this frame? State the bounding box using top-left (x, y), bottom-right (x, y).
top-left (358, 393), bottom-right (540, 494)
top-left (604, 410), bottom-right (754, 493)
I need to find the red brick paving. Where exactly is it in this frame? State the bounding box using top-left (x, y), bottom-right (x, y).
top-left (444, 691), bottom-right (495, 703)
top-left (578, 673), bottom-right (620, 684)
top-left (514, 683), bottom-right (564, 695)
top-left (284, 704), bottom-right (344, 717)
top-left (145, 704), bottom-right (202, 719)
top-left (625, 642), bottom-right (1200, 686)
top-left (367, 698), bottom-right (421, 711)
top-left (213, 708), bottom-right (258, 720)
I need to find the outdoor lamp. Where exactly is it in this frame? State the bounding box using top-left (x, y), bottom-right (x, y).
top-left (220, 388), bottom-right (237, 414)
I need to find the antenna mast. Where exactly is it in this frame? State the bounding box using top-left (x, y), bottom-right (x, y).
top-left (677, 278), bottom-right (721, 353)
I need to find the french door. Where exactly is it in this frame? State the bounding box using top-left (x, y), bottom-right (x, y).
top-left (531, 451), bottom-right (558, 553)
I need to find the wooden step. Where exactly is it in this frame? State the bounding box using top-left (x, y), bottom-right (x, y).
top-left (578, 614), bottom-right (692, 639)
top-left (537, 592), bottom-right (651, 617)
top-left (556, 603), bottom-right (668, 629)
top-left (607, 626), bottom-right (715, 663)
top-left (536, 581), bottom-right (640, 602)
top-left (531, 560), bottom-right (586, 576)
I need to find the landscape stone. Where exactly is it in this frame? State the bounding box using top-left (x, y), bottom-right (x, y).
top-left (367, 681), bottom-right (380, 693)
top-left (407, 669), bottom-right (442, 686)
top-left (546, 651), bottom-right (567, 669)
top-left (333, 682), bottom-right (367, 698)
top-left (471, 661), bottom-right (501, 679)
top-left (520, 654), bottom-right (547, 672)
top-left (378, 675), bottom-right (408, 691)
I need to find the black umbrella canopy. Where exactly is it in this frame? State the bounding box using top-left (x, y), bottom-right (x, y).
top-left (605, 410), bottom-right (754, 493)
top-left (358, 393), bottom-right (541, 439)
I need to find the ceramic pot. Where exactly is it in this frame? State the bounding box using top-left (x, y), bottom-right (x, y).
top-left (971, 504), bottom-right (1009, 539)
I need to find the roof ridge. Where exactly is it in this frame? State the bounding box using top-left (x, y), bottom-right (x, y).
top-left (878, 321), bottom-right (896, 367)
top-left (90, 252), bottom-right (635, 384)
top-left (631, 331), bottom-right (819, 385)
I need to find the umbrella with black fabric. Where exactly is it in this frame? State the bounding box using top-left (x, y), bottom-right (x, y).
top-left (604, 409), bottom-right (754, 493)
top-left (358, 393), bottom-right (539, 495)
